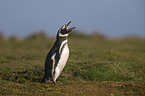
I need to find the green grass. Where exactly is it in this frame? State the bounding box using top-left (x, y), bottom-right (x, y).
top-left (0, 33), bottom-right (145, 95)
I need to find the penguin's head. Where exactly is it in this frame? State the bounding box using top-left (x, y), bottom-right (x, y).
top-left (57, 21), bottom-right (75, 37)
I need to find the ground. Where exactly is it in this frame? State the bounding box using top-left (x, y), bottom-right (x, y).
top-left (0, 33), bottom-right (145, 95)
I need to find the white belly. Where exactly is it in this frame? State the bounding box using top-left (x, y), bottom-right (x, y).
top-left (54, 44), bottom-right (69, 81)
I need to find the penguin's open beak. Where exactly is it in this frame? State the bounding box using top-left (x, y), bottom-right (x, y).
top-left (66, 21), bottom-right (75, 32)
top-left (67, 21), bottom-right (72, 27)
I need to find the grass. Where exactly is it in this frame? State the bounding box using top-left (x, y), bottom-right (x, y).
top-left (0, 32), bottom-right (145, 95)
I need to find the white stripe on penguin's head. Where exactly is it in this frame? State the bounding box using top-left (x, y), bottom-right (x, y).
top-left (58, 26), bottom-right (69, 37)
top-left (57, 21), bottom-right (75, 37)
top-left (62, 25), bottom-right (65, 29)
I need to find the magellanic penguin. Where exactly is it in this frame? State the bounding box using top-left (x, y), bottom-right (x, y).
top-left (41, 21), bottom-right (75, 84)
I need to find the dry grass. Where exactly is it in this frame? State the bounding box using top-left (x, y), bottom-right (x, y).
top-left (0, 33), bottom-right (145, 95)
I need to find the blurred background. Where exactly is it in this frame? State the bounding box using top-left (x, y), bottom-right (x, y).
top-left (0, 0), bottom-right (144, 38)
top-left (0, 1), bottom-right (145, 95)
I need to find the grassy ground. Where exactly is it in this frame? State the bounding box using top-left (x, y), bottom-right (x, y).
top-left (0, 33), bottom-right (145, 95)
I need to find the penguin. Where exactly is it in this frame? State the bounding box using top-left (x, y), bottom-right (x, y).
top-left (41, 21), bottom-right (75, 84)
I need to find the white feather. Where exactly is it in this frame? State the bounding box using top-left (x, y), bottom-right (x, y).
top-left (53, 43), bottom-right (69, 81)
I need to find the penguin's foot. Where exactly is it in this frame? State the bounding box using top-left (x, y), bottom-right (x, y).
top-left (40, 77), bottom-right (50, 83)
top-left (55, 82), bottom-right (64, 85)
top-left (53, 80), bottom-right (56, 85)
top-left (52, 80), bottom-right (65, 85)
